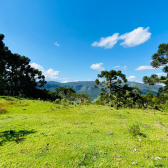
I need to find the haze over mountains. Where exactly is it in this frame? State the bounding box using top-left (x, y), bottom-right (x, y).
top-left (42, 81), bottom-right (162, 100)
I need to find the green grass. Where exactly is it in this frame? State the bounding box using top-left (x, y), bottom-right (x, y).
top-left (0, 96), bottom-right (168, 167)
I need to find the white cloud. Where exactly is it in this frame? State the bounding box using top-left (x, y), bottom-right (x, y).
top-left (54, 42), bottom-right (60, 47)
top-left (30, 63), bottom-right (59, 80)
top-left (123, 66), bottom-right (127, 70)
top-left (30, 63), bottom-right (44, 71)
top-left (156, 73), bottom-right (166, 76)
top-left (91, 27), bottom-right (151, 49)
top-left (90, 63), bottom-right (105, 71)
top-left (61, 81), bottom-right (70, 83)
top-left (61, 79), bottom-right (83, 83)
top-left (128, 76), bottom-right (138, 82)
top-left (113, 66), bottom-right (120, 68)
top-left (45, 68), bottom-right (59, 79)
top-left (119, 27), bottom-right (151, 47)
top-left (91, 33), bottom-right (119, 49)
top-left (135, 66), bottom-right (155, 70)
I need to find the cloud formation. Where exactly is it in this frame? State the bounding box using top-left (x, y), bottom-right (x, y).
top-left (45, 69), bottom-right (59, 80)
top-left (135, 66), bottom-right (155, 70)
top-left (123, 66), bottom-right (127, 70)
top-left (113, 66), bottom-right (120, 68)
top-left (91, 33), bottom-right (119, 49)
top-left (119, 27), bottom-right (151, 47)
top-left (61, 81), bottom-right (70, 83)
top-left (90, 63), bottom-right (105, 71)
top-left (61, 79), bottom-right (83, 83)
top-left (91, 27), bottom-right (151, 49)
top-left (30, 63), bottom-right (59, 80)
top-left (128, 76), bottom-right (138, 82)
top-left (156, 73), bottom-right (166, 76)
top-left (30, 63), bottom-right (44, 71)
top-left (54, 42), bottom-right (60, 47)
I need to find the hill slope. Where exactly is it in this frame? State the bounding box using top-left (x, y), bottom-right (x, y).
top-left (0, 97), bottom-right (168, 167)
top-left (42, 81), bottom-right (162, 100)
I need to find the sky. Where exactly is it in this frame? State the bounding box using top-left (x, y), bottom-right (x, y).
top-left (1, 0), bottom-right (168, 83)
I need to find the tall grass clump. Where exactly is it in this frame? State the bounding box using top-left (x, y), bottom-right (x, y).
top-left (128, 124), bottom-right (140, 136)
top-left (0, 108), bottom-right (8, 114)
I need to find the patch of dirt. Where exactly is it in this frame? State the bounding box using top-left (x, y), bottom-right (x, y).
top-left (144, 125), bottom-right (150, 128)
top-left (120, 122), bottom-right (128, 125)
top-left (154, 124), bottom-right (164, 128)
top-left (106, 132), bottom-right (114, 135)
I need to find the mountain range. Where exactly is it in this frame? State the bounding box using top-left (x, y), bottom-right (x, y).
top-left (42, 81), bottom-right (162, 100)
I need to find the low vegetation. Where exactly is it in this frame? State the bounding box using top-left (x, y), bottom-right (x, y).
top-left (0, 96), bottom-right (168, 167)
top-left (0, 108), bottom-right (8, 114)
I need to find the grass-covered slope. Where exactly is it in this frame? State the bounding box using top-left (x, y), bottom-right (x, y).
top-left (0, 97), bottom-right (168, 167)
top-left (42, 81), bottom-right (162, 100)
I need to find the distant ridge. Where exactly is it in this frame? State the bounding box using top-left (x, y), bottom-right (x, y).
top-left (42, 81), bottom-right (162, 100)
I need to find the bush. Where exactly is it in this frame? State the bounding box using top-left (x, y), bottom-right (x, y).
top-left (0, 108), bottom-right (8, 114)
top-left (54, 99), bottom-right (61, 104)
top-left (162, 100), bottom-right (168, 112)
top-left (85, 100), bottom-right (92, 105)
top-left (128, 124), bottom-right (140, 136)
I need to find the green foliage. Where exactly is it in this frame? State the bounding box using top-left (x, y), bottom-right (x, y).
top-left (162, 100), bottom-right (168, 112)
top-left (76, 93), bottom-right (90, 103)
top-left (29, 89), bottom-right (60, 101)
top-left (54, 99), bottom-right (61, 104)
top-left (0, 34), bottom-right (47, 98)
top-left (61, 98), bottom-right (66, 104)
top-left (95, 70), bottom-right (127, 98)
top-left (94, 70), bottom-right (144, 109)
top-left (0, 108), bottom-right (8, 114)
top-left (143, 43), bottom-right (168, 94)
top-left (55, 87), bottom-right (76, 101)
top-left (42, 81), bottom-right (162, 101)
top-left (1, 96), bottom-right (168, 167)
top-left (128, 124), bottom-right (140, 136)
top-left (85, 99), bottom-right (92, 105)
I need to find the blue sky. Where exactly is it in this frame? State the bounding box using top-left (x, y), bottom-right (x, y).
top-left (1, 0), bottom-right (168, 83)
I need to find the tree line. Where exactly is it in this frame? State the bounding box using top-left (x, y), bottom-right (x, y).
top-left (0, 34), bottom-right (91, 102)
top-left (1, 33), bottom-right (168, 110)
top-left (0, 34), bottom-right (58, 100)
top-left (94, 43), bottom-right (168, 110)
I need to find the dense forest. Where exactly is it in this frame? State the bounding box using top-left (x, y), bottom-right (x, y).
top-left (1, 33), bottom-right (168, 110)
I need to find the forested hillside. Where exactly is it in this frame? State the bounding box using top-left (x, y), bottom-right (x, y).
top-left (42, 81), bottom-right (162, 100)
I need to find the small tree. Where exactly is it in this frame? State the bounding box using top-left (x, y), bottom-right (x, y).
top-left (94, 70), bottom-right (127, 107)
top-left (94, 70), bottom-right (142, 108)
top-left (95, 70), bottom-right (127, 98)
top-left (76, 94), bottom-right (90, 103)
top-left (55, 87), bottom-right (76, 101)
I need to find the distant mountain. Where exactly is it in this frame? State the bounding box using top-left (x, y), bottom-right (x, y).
top-left (42, 81), bottom-right (163, 100)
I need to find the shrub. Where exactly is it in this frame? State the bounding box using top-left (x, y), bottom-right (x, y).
top-left (85, 100), bottom-right (92, 105)
top-left (128, 124), bottom-right (140, 136)
top-left (61, 99), bottom-right (70, 104)
top-left (54, 99), bottom-right (61, 104)
top-left (6, 101), bottom-right (15, 105)
top-left (162, 100), bottom-right (168, 112)
top-left (0, 108), bottom-right (8, 114)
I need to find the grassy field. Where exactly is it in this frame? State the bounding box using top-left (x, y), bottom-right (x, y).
top-left (0, 96), bottom-right (168, 168)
